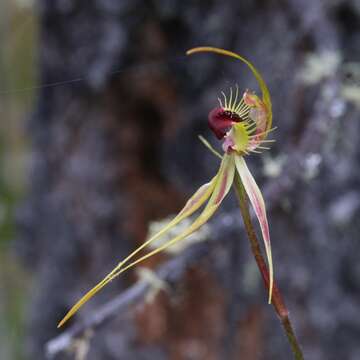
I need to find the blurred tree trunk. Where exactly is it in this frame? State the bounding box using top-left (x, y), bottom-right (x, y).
top-left (18, 0), bottom-right (360, 359)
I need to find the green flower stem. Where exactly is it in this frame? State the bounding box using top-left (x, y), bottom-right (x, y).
top-left (234, 173), bottom-right (304, 360)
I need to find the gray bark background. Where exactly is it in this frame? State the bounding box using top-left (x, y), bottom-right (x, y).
top-left (16, 0), bottom-right (360, 359)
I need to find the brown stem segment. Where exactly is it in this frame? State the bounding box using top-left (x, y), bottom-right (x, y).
top-left (234, 173), bottom-right (304, 360)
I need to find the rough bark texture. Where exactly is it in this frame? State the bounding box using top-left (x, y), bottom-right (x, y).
top-left (17, 0), bottom-right (360, 359)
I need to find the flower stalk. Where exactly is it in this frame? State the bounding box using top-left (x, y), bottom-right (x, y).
top-left (233, 173), bottom-right (304, 360)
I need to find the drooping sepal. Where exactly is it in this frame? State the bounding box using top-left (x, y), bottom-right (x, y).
top-left (234, 156), bottom-right (273, 303)
top-left (58, 155), bottom-right (236, 328)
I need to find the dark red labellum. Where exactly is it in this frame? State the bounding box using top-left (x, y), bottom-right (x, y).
top-left (208, 108), bottom-right (240, 139)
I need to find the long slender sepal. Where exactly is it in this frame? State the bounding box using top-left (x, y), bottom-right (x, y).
top-left (186, 46), bottom-right (272, 131)
top-left (234, 156), bottom-right (273, 303)
top-left (57, 176), bottom-right (220, 328)
top-left (100, 154), bottom-right (236, 283)
top-left (57, 156), bottom-right (235, 328)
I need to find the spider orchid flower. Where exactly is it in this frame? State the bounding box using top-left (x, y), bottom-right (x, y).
top-left (58, 47), bottom-right (275, 328)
